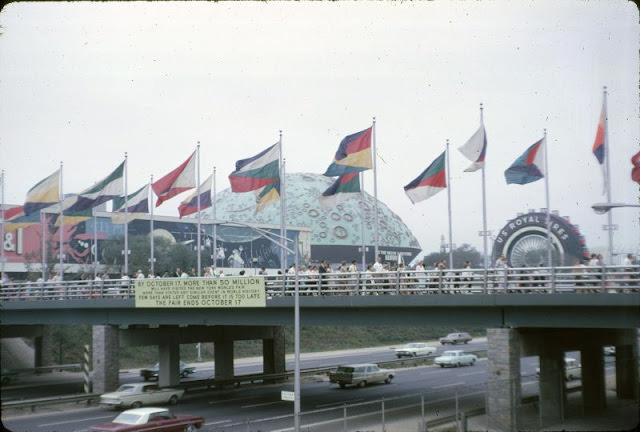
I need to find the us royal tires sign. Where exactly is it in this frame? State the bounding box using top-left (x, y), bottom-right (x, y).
top-left (134, 277), bottom-right (266, 308)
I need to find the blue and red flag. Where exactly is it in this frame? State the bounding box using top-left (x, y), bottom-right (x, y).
top-left (404, 151), bottom-right (447, 204)
top-left (178, 175), bottom-right (213, 218)
top-left (504, 138), bottom-right (546, 185)
top-left (323, 127), bottom-right (373, 177)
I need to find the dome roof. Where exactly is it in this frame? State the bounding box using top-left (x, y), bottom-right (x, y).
top-left (203, 172), bottom-right (421, 251)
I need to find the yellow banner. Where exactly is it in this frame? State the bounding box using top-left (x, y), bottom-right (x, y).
top-left (134, 277), bottom-right (266, 308)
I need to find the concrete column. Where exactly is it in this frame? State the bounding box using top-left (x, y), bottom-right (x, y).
top-left (158, 343), bottom-right (180, 387)
top-left (34, 325), bottom-right (53, 367)
top-left (538, 346), bottom-right (565, 424)
top-left (486, 328), bottom-right (521, 431)
top-left (582, 345), bottom-right (606, 410)
top-left (214, 339), bottom-right (234, 382)
top-left (616, 343), bottom-right (639, 400)
top-left (92, 325), bottom-right (120, 393)
top-left (263, 326), bottom-right (286, 382)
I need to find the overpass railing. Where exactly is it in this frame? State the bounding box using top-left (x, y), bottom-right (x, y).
top-left (1, 265), bottom-right (638, 302)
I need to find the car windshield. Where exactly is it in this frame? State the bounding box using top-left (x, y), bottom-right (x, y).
top-left (336, 367), bottom-right (354, 373)
top-left (112, 412), bottom-right (143, 425)
top-left (405, 343), bottom-right (420, 348)
top-left (442, 351), bottom-right (457, 356)
top-left (115, 385), bottom-right (137, 392)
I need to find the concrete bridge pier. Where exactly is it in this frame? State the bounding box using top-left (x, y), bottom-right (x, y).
top-left (214, 339), bottom-right (234, 383)
top-left (537, 344), bottom-right (566, 424)
top-left (486, 328), bottom-right (521, 431)
top-left (92, 325), bottom-right (120, 393)
top-left (616, 329), bottom-right (639, 400)
top-left (158, 342), bottom-right (180, 387)
top-left (34, 325), bottom-right (53, 368)
top-left (581, 344), bottom-right (606, 411)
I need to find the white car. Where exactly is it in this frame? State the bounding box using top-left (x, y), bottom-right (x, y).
top-left (394, 342), bottom-right (437, 358)
top-left (99, 383), bottom-right (185, 408)
top-left (535, 357), bottom-right (582, 381)
top-left (434, 350), bottom-right (477, 367)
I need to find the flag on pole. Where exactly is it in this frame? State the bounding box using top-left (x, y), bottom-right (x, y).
top-left (592, 102), bottom-right (607, 193)
top-left (319, 172), bottom-right (360, 208)
top-left (66, 161), bottom-right (125, 212)
top-left (113, 184), bottom-right (149, 214)
top-left (4, 205), bottom-right (40, 230)
top-left (323, 127), bottom-right (373, 176)
top-left (152, 151), bottom-right (196, 207)
top-left (404, 151), bottom-right (447, 204)
top-left (24, 169), bottom-right (60, 215)
top-left (458, 124), bottom-right (487, 172)
top-left (228, 142), bottom-right (281, 212)
top-left (504, 138), bottom-right (546, 185)
top-left (178, 175), bottom-right (212, 218)
top-left (632, 149), bottom-right (640, 185)
top-left (229, 143), bottom-right (280, 192)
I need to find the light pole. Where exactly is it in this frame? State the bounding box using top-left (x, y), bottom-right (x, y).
top-left (591, 202), bottom-right (640, 214)
top-left (212, 220), bottom-right (301, 431)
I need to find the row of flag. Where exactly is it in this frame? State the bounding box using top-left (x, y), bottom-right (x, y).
top-left (3, 96), bottom-right (639, 232)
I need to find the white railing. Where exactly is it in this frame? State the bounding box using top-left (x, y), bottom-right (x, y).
top-left (1, 265), bottom-right (638, 302)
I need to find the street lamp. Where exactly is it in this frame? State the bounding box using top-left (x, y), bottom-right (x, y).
top-left (211, 220), bottom-right (302, 431)
top-left (591, 202), bottom-right (640, 214)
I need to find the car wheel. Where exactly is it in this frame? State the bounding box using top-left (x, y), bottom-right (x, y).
top-left (412, 352), bottom-right (417, 357)
top-left (464, 341), bottom-right (469, 344)
top-left (358, 381), bottom-right (366, 388)
top-left (396, 355), bottom-right (402, 359)
top-left (168, 395), bottom-right (179, 405)
top-left (471, 359), bottom-right (476, 365)
top-left (131, 401), bottom-right (143, 408)
top-left (385, 377), bottom-right (392, 384)
top-left (143, 376), bottom-right (149, 382)
top-left (185, 425), bottom-right (197, 432)
top-left (440, 342), bottom-right (445, 345)
top-left (456, 362), bottom-right (461, 368)
top-left (439, 364), bottom-right (444, 368)
top-left (339, 382), bottom-right (346, 389)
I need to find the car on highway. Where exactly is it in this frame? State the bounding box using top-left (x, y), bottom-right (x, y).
top-left (140, 361), bottom-right (196, 381)
top-left (98, 383), bottom-right (185, 409)
top-left (434, 350), bottom-right (477, 367)
top-left (90, 407), bottom-right (204, 432)
top-left (604, 346), bottom-right (616, 356)
top-left (1, 368), bottom-right (18, 385)
top-left (439, 332), bottom-right (473, 345)
top-left (329, 363), bottom-right (394, 388)
top-left (394, 342), bottom-right (437, 358)
top-left (535, 357), bottom-right (582, 381)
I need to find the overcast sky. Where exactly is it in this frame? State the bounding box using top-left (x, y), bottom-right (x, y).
top-left (1, 1), bottom-right (638, 261)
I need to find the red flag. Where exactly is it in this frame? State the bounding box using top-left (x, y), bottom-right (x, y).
top-left (632, 150), bottom-right (640, 185)
top-left (152, 151), bottom-right (196, 207)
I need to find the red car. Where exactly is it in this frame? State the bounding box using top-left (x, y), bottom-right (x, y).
top-left (90, 407), bottom-right (204, 432)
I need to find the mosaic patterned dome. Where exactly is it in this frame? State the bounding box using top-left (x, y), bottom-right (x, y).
top-left (202, 172), bottom-right (421, 254)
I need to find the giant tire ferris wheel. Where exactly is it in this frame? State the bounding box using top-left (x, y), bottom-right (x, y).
top-left (491, 211), bottom-right (589, 268)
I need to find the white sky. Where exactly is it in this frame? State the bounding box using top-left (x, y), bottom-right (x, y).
top-left (1, 1), bottom-right (639, 260)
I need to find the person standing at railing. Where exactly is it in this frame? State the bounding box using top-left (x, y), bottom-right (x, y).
top-left (622, 254), bottom-right (637, 290)
top-left (415, 260), bottom-right (427, 292)
top-left (572, 259), bottom-right (587, 292)
top-left (494, 254), bottom-right (508, 291)
top-left (461, 261), bottom-right (473, 290)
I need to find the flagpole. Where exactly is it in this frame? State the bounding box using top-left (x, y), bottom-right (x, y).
top-left (372, 117), bottom-right (380, 261)
top-left (543, 130), bottom-right (552, 267)
top-left (150, 175), bottom-right (155, 276)
top-left (124, 153), bottom-right (129, 276)
top-left (446, 140), bottom-right (454, 270)
top-left (360, 172), bottom-right (366, 271)
top-left (196, 143), bottom-right (202, 276)
top-left (279, 130), bottom-right (286, 274)
top-left (603, 86), bottom-right (614, 264)
top-left (479, 104), bottom-right (489, 272)
top-left (212, 167), bottom-right (217, 271)
top-left (59, 161), bottom-right (64, 281)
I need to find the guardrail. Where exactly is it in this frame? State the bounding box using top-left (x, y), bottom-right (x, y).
top-left (1, 393), bottom-right (99, 412)
top-left (1, 265), bottom-right (638, 301)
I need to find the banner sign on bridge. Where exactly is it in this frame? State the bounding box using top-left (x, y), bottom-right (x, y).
top-left (134, 277), bottom-right (266, 308)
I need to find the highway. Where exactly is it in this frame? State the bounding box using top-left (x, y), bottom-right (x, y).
top-left (1, 340), bottom-right (607, 432)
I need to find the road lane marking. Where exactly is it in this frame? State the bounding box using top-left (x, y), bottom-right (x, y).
top-left (204, 420), bottom-right (233, 426)
top-left (459, 371), bottom-right (484, 377)
top-left (317, 398), bottom-right (364, 408)
top-left (40, 415), bottom-right (113, 427)
top-left (242, 401), bottom-right (285, 408)
top-left (432, 382), bottom-right (465, 389)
